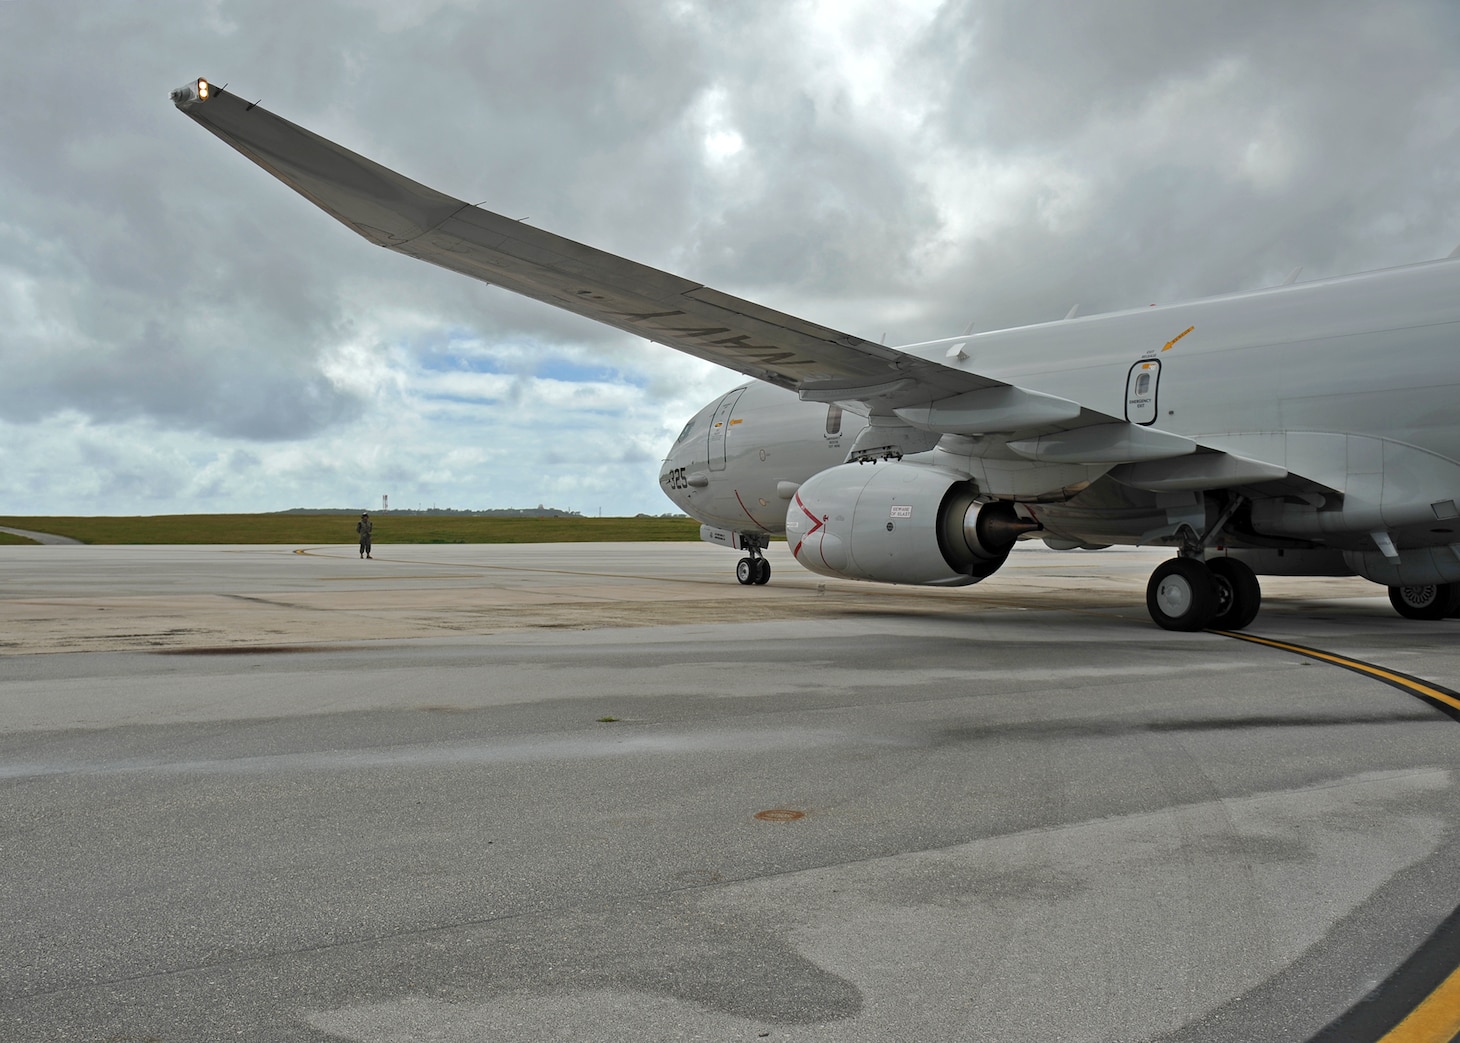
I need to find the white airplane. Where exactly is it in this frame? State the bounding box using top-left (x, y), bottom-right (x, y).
top-left (172, 78), bottom-right (1460, 631)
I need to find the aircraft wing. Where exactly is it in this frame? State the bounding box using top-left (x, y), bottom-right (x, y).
top-left (170, 78), bottom-right (1005, 404)
top-left (170, 78), bottom-right (1294, 487)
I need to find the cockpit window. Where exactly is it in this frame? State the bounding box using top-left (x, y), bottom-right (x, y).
top-left (674, 418), bottom-right (697, 445)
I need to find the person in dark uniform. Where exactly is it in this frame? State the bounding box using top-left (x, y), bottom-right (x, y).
top-left (356, 512), bottom-right (373, 559)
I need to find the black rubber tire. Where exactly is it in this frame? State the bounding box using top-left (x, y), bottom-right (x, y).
top-left (1206, 557), bottom-right (1262, 631)
top-left (753, 558), bottom-right (771, 585)
top-left (1146, 558), bottom-right (1218, 632)
top-left (1387, 583), bottom-right (1459, 620)
top-left (735, 557), bottom-right (756, 585)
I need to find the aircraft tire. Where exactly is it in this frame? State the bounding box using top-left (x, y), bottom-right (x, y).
top-left (1146, 558), bottom-right (1218, 632)
top-left (753, 558), bottom-right (771, 585)
top-left (735, 557), bottom-right (756, 585)
top-left (1387, 583), bottom-right (1460, 620)
top-left (1206, 557), bottom-right (1262, 631)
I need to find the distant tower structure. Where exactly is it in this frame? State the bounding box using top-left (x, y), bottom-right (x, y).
top-left (382, 494), bottom-right (389, 512)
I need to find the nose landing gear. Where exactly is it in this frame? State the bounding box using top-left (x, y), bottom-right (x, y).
top-left (730, 532), bottom-right (772, 585)
top-left (736, 551), bottom-right (771, 585)
top-left (700, 525), bottom-right (773, 586)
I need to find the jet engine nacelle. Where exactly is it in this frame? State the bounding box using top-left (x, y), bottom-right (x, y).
top-left (786, 462), bottom-right (1033, 586)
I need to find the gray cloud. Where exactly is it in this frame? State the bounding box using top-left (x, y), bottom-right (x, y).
top-left (1, 1), bottom-right (1458, 513)
top-left (899, 0), bottom-right (1460, 332)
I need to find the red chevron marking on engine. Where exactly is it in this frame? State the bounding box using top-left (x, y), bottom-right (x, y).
top-left (791, 492), bottom-right (825, 560)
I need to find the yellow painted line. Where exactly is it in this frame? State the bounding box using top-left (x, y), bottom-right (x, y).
top-left (1211, 631), bottom-right (1460, 713)
top-left (1214, 629), bottom-right (1460, 1041)
top-left (1378, 964), bottom-right (1460, 1042)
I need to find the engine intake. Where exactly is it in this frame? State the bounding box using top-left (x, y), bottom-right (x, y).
top-left (786, 462), bottom-right (1036, 585)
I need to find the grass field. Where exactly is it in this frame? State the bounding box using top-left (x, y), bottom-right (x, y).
top-left (0, 514), bottom-right (702, 545)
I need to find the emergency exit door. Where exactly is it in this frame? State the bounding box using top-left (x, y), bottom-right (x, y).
top-left (1125, 360), bottom-right (1161, 425)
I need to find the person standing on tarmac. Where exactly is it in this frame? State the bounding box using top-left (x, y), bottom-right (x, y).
top-left (356, 512), bottom-right (373, 559)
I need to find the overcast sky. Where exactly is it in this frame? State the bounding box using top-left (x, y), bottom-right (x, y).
top-left (3, 1), bottom-right (1459, 517)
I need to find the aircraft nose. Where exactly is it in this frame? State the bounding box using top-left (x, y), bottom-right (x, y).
top-left (659, 444), bottom-right (709, 507)
top-left (660, 449), bottom-right (687, 503)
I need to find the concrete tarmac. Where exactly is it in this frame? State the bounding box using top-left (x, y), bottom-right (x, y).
top-left (2, 542), bottom-right (1459, 1041)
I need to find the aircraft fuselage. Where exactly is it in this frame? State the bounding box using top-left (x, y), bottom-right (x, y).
top-left (662, 259), bottom-right (1460, 593)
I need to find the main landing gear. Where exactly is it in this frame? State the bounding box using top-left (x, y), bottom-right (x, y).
top-left (1146, 555), bottom-right (1262, 632)
top-left (1148, 563), bottom-right (1460, 628)
top-left (1387, 583), bottom-right (1460, 620)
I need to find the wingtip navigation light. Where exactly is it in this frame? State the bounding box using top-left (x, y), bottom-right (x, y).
top-left (169, 77), bottom-right (215, 109)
